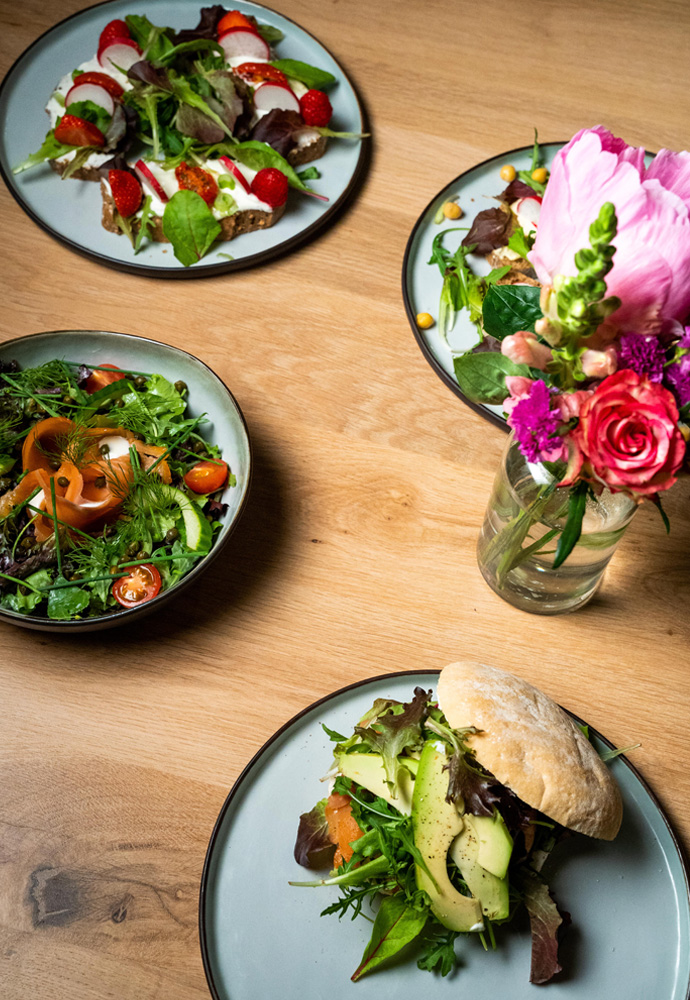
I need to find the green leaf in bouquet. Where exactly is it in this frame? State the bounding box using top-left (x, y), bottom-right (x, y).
top-left (552, 480), bottom-right (589, 569)
top-left (453, 353), bottom-right (530, 405)
top-left (482, 284), bottom-right (543, 340)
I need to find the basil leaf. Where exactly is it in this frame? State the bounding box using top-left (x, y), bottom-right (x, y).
top-left (482, 284), bottom-right (543, 340)
top-left (351, 896), bottom-right (428, 981)
top-left (162, 190), bottom-right (222, 266)
top-left (257, 24), bottom-right (284, 44)
top-left (47, 578), bottom-right (91, 620)
top-left (453, 353), bottom-right (530, 404)
top-left (270, 58), bottom-right (336, 90)
top-left (231, 140), bottom-right (310, 192)
top-left (552, 481), bottom-right (589, 569)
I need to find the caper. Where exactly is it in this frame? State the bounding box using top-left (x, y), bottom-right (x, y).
top-left (165, 527), bottom-right (179, 544)
top-left (62, 394), bottom-right (72, 404)
top-left (134, 376), bottom-right (147, 389)
top-left (69, 574), bottom-right (80, 582)
top-left (104, 525), bottom-right (117, 537)
top-left (25, 399), bottom-right (37, 414)
top-left (49, 458), bottom-right (61, 471)
top-left (99, 444), bottom-right (110, 456)
top-left (114, 398), bottom-right (125, 409)
top-left (35, 404), bottom-right (46, 415)
top-left (19, 586), bottom-right (28, 597)
top-left (174, 380), bottom-right (187, 395)
top-left (94, 476), bottom-right (106, 489)
top-left (193, 440), bottom-right (206, 454)
top-left (20, 536), bottom-right (33, 550)
top-left (126, 541), bottom-right (139, 558)
top-left (57, 476), bottom-right (69, 488)
top-left (135, 550), bottom-right (147, 561)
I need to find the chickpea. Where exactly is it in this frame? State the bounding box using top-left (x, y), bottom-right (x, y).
top-left (531, 167), bottom-right (548, 184)
top-left (442, 201), bottom-right (463, 220)
top-left (500, 164), bottom-right (516, 182)
top-left (416, 313), bottom-right (434, 330)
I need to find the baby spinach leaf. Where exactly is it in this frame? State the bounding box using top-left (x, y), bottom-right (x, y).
top-left (257, 24), bottom-right (284, 44)
top-left (453, 353), bottom-right (530, 404)
top-left (162, 190), bottom-right (221, 266)
top-left (351, 896), bottom-right (428, 981)
top-left (270, 59), bottom-right (336, 90)
top-left (231, 140), bottom-right (312, 192)
top-left (482, 284), bottom-right (543, 340)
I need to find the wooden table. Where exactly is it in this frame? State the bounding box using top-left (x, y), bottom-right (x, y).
top-left (1, 0), bottom-right (689, 996)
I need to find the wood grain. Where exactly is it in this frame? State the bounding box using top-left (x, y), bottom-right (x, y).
top-left (2, 0), bottom-right (690, 997)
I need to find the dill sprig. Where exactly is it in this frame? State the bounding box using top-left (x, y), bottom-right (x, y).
top-left (1, 360), bottom-right (76, 394)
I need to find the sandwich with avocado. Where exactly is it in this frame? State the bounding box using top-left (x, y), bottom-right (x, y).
top-left (291, 661), bottom-right (623, 984)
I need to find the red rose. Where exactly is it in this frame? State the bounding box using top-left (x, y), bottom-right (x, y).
top-left (574, 370), bottom-right (686, 494)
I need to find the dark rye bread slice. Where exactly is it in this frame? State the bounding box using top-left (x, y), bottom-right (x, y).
top-left (50, 158), bottom-right (103, 182)
top-left (100, 181), bottom-right (286, 241)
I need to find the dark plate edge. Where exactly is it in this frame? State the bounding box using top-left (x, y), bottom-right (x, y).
top-left (197, 667), bottom-right (690, 1000)
top-left (0, 0), bottom-right (368, 279)
top-left (400, 142), bottom-right (567, 431)
top-left (0, 328), bottom-right (253, 631)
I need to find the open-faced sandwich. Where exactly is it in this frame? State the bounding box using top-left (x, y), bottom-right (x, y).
top-left (292, 660), bottom-right (623, 984)
top-left (14, 6), bottom-right (362, 265)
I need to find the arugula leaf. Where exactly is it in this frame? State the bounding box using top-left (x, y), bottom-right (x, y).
top-left (482, 283), bottom-right (543, 340)
top-left (322, 723), bottom-right (349, 742)
top-left (162, 190), bottom-right (222, 266)
top-left (417, 927), bottom-right (459, 976)
top-left (298, 166), bottom-right (321, 181)
top-left (453, 353), bottom-right (530, 405)
top-left (517, 128), bottom-right (547, 196)
top-left (351, 896), bottom-right (428, 981)
top-left (270, 59), bottom-right (336, 90)
top-left (12, 131), bottom-right (79, 174)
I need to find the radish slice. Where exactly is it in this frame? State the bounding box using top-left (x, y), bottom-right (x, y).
top-left (65, 82), bottom-right (115, 116)
top-left (514, 196), bottom-right (541, 232)
top-left (218, 156), bottom-right (252, 193)
top-left (253, 81), bottom-right (300, 114)
top-left (98, 37), bottom-right (142, 72)
top-left (134, 160), bottom-right (169, 203)
top-left (218, 28), bottom-right (270, 61)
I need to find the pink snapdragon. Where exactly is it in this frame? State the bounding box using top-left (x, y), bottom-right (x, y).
top-left (501, 331), bottom-right (553, 370)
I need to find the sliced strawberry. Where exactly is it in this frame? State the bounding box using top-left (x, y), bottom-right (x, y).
top-left (217, 10), bottom-right (255, 33)
top-left (233, 61), bottom-right (288, 85)
top-left (175, 162), bottom-right (219, 207)
top-left (250, 167), bottom-right (288, 208)
top-left (99, 19), bottom-right (131, 49)
top-left (109, 169), bottom-right (143, 217)
top-left (54, 114), bottom-right (105, 147)
top-left (71, 71), bottom-right (124, 99)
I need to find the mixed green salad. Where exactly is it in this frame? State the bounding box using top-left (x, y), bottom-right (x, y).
top-left (292, 686), bottom-right (580, 985)
top-left (0, 356), bottom-right (234, 620)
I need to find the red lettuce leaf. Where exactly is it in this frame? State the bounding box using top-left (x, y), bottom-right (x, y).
top-left (461, 207), bottom-right (512, 255)
top-left (521, 870), bottom-right (570, 984)
top-left (499, 179), bottom-right (541, 202)
top-left (294, 799), bottom-right (336, 869)
top-left (250, 109), bottom-right (306, 157)
top-left (171, 5), bottom-right (225, 43)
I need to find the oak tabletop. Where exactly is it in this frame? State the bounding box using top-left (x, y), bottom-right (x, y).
top-left (1, 0), bottom-right (690, 997)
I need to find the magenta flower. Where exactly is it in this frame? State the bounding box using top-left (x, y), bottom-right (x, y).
top-left (529, 126), bottom-right (690, 336)
top-left (507, 380), bottom-right (565, 463)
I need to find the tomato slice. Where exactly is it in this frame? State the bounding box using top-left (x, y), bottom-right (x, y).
top-left (217, 9), bottom-right (255, 32)
top-left (233, 61), bottom-right (288, 85)
top-left (175, 162), bottom-right (219, 207)
top-left (112, 563), bottom-right (162, 608)
top-left (85, 363), bottom-right (127, 394)
top-left (184, 459), bottom-right (228, 494)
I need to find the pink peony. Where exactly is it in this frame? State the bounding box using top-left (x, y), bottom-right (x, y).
top-left (573, 369), bottom-right (686, 494)
top-left (529, 126), bottom-right (690, 336)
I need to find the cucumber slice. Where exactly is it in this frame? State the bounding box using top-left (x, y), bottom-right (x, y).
top-left (160, 484), bottom-right (212, 552)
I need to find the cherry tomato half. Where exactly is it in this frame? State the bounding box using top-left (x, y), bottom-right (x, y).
top-left (233, 61), bottom-right (288, 85)
top-left (85, 363), bottom-right (126, 394)
top-left (112, 563), bottom-right (162, 608)
top-left (217, 9), bottom-right (255, 32)
top-left (183, 459), bottom-right (228, 494)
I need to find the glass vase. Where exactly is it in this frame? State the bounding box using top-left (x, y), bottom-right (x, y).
top-left (477, 433), bottom-right (637, 615)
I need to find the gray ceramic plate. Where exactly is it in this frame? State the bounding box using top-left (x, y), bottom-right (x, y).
top-left (0, 330), bottom-right (251, 631)
top-left (200, 670), bottom-right (690, 1000)
top-left (0, 0), bottom-right (366, 277)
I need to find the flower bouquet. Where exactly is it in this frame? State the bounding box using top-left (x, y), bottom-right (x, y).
top-left (441, 127), bottom-right (690, 613)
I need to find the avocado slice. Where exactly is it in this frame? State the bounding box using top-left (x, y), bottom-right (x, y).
top-left (449, 815), bottom-right (510, 920)
top-left (472, 812), bottom-right (514, 879)
top-left (159, 484), bottom-right (212, 552)
top-left (336, 753), bottom-right (417, 813)
top-left (412, 741), bottom-right (484, 933)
